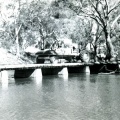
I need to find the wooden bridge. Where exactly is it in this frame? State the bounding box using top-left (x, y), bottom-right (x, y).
top-left (0, 63), bottom-right (93, 70)
top-left (0, 62), bottom-right (119, 79)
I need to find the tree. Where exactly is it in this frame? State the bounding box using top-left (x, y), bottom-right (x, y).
top-left (61, 0), bottom-right (120, 61)
top-left (19, 0), bottom-right (58, 50)
top-left (0, 0), bottom-right (23, 57)
top-left (0, 0), bottom-right (59, 55)
top-left (50, 0), bottom-right (92, 47)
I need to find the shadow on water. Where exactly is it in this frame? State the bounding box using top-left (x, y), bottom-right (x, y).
top-left (15, 78), bottom-right (33, 85)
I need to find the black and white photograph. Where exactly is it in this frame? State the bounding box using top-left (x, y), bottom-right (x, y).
top-left (0, 0), bottom-right (120, 119)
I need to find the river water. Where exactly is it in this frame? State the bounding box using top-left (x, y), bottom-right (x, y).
top-left (0, 72), bottom-right (120, 120)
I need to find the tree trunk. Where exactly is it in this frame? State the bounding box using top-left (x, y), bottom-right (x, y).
top-left (104, 27), bottom-right (115, 61)
top-left (15, 24), bottom-right (22, 57)
top-left (91, 21), bottom-right (99, 62)
top-left (15, 28), bottom-right (20, 57)
top-left (16, 36), bottom-right (20, 57)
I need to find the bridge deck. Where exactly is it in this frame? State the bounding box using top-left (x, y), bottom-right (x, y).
top-left (0, 62), bottom-right (119, 71)
top-left (0, 63), bottom-right (92, 70)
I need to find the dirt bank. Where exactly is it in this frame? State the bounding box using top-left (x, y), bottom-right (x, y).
top-left (0, 48), bottom-right (33, 65)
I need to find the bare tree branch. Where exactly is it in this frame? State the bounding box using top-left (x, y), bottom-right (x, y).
top-left (108, 1), bottom-right (120, 14)
top-left (89, 0), bottom-right (105, 27)
top-left (90, 16), bottom-right (104, 28)
top-left (104, 0), bottom-right (108, 14)
top-left (15, 24), bottom-right (22, 37)
top-left (111, 14), bottom-right (120, 28)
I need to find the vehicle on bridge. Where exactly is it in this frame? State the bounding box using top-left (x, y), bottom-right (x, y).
top-left (35, 48), bottom-right (90, 64)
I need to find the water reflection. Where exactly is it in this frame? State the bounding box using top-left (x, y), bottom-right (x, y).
top-left (58, 74), bottom-right (68, 81)
top-left (34, 76), bottom-right (42, 87)
top-left (0, 74), bottom-right (120, 119)
top-left (89, 74), bottom-right (97, 83)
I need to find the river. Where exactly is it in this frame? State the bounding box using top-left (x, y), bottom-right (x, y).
top-left (0, 72), bottom-right (120, 120)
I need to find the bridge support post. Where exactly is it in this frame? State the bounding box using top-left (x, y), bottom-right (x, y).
top-left (33, 69), bottom-right (42, 86)
top-left (0, 70), bottom-right (8, 89)
top-left (58, 67), bottom-right (68, 76)
top-left (84, 66), bottom-right (90, 74)
top-left (0, 70), bottom-right (8, 81)
top-left (32, 68), bottom-right (42, 78)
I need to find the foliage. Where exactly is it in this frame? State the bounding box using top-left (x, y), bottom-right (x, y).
top-left (0, 0), bottom-right (120, 61)
top-left (61, 0), bottom-right (120, 60)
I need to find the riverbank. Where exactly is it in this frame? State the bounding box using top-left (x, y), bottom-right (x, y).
top-left (0, 48), bottom-right (33, 65)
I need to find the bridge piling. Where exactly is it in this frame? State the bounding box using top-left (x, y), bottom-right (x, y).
top-left (0, 70), bottom-right (9, 90)
top-left (0, 70), bottom-right (8, 81)
top-left (32, 68), bottom-right (42, 78)
top-left (58, 67), bottom-right (68, 75)
top-left (84, 66), bottom-right (90, 74)
top-left (32, 69), bottom-right (43, 86)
